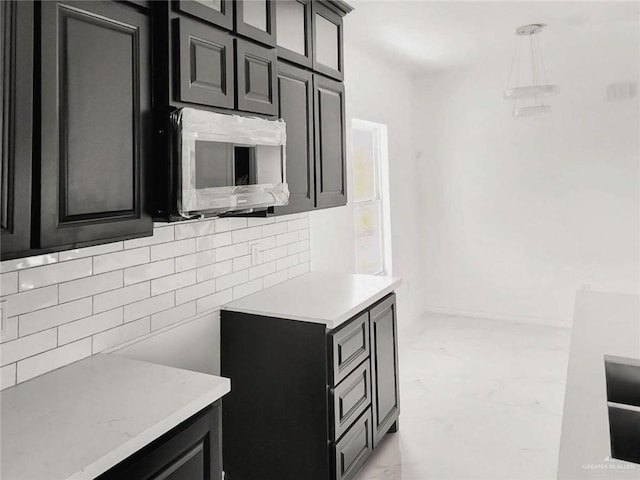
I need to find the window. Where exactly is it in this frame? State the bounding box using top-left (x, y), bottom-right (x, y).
top-left (351, 119), bottom-right (391, 275)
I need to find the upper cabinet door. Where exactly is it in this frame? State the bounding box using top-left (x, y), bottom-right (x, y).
top-left (275, 0), bottom-right (312, 68)
top-left (234, 0), bottom-right (276, 47)
top-left (1, 1), bottom-right (33, 259)
top-left (38, 1), bottom-right (152, 249)
top-left (311, 2), bottom-right (344, 81)
top-left (175, 16), bottom-right (235, 108)
top-left (276, 62), bottom-right (314, 215)
top-left (235, 38), bottom-right (278, 115)
top-left (174, 0), bottom-right (233, 31)
top-left (313, 74), bottom-right (346, 209)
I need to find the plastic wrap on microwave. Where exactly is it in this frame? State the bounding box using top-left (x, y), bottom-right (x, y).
top-left (172, 108), bottom-right (288, 217)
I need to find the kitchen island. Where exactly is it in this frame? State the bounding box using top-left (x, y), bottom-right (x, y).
top-left (221, 271), bottom-right (402, 480)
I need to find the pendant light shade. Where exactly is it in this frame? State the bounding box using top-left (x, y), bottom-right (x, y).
top-left (504, 24), bottom-right (557, 117)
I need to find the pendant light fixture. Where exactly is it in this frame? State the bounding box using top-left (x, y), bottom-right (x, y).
top-left (504, 24), bottom-right (557, 117)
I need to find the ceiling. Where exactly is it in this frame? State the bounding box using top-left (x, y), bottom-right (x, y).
top-left (345, 0), bottom-right (640, 74)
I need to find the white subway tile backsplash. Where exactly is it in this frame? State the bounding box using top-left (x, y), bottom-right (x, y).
top-left (175, 220), bottom-right (216, 240)
top-left (1, 363), bottom-right (16, 390)
top-left (175, 279), bottom-right (216, 305)
top-left (58, 308), bottom-right (123, 345)
top-left (289, 262), bottom-right (310, 278)
top-left (249, 261), bottom-right (276, 280)
top-left (231, 226), bottom-right (262, 243)
top-left (94, 248), bottom-right (149, 274)
top-left (151, 301), bottom-right (196, 331)
top-left (124, 259), bottom-right (174, 286)
top-left (59, 242), bottom-right (123, 261)
top-left (17, 338), bottom-right (91, 383)
top-left (196, 288), bottom-right (233, 314)
top-left (196, 232), bottom-right (232, 252)
top-left (216, 242), bottom-right (249, 262)
top-left (263, 270), bottom-right (289, 288)
top-left (232, 255), bottom-right (251, 272)
top-left (19, 258), bottom-right (92, 291)
top-left (276, 231), bottom-right (299, 247)
top-left (0, 214), bottom-right (309, 387)
top-left (59, 271), bottom-right (123, 303)
top-left (262, 222), bottom-right (288, 237)
top-left (215, 217), bottom-right (248, 232)
top-left (124, 292), bottom-right (175, 323)
top-left (124, 226), bottom-right (174, 249)
top-left (1, 272), bottom-right (18, 296)
top-left (94, 283), bottom-right (150, 314)
top-left (19, 298), bottom-right (93, 336)
top-left (4, 286), bottom-right (58, 317)
top-left (276, 254), bottom-right (300, 271)
top-left (150, 270), bottom-right (195, 296)
top-left (216, 270), bottom-right (249, 291)
top-left (92, 317), bottom-right (151, 353)
top-left (1, 329), bottom-right (57, 366)
top-left (233, 278), bottom-right (263, 300)
top-left (151, 239), bottom-right (195, 261)
top-left (0, 317), bottom-right (18, 343)
top-left (0, 253), bottom-right (58, 274)
top-left (196, 260), bottom-right (232, 283)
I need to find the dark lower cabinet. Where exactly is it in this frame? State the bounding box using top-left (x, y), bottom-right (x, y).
top-left (221, 292), bottom-right (399, 480)
top-left (275, 62), bottom-right (314, 214)
top-left (38, 0), bottom-right (152, 249)
top-left (1, 0), bottom-right (33, 258)
top-left (314, 73), bottom-right (347, 209)
top-left (97, 402), bottom-right (222, 480)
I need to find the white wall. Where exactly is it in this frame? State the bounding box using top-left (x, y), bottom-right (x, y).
top-left (310, 31), bottom-right (426, 328)
top-left (412, 21), bottom-right (639, 326)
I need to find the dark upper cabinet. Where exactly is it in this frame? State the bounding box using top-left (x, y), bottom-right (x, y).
top-left (275, 0), bottom-right (312, 68)
top-left (175, 0), bottom-right (233, 31)
top-left (175, 16), bottom-right (235, 109)
top-left (234, 0), bottom-right (276, 47)
top-left (275, 62), bottom-right (314, 214)
top-left (38, 1), bottom-right (152, 249)
top-left (97, 402), bottom-right (222, 480)
top-left (369, 294), bottom-right (400, 448)
top-left (314, 74), bottom-right (347, 209)
top-left (312, 2), bottom-right (344, 81)
top-left (235, 38), bottom-right (278, 115)
top-left (1, 1), bottom-right (33, 259)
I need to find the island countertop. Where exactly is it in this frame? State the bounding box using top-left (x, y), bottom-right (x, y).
top-left (1, 354), bottom-right (230, 480)
top-left (222, 271), bottom-right (402, 329)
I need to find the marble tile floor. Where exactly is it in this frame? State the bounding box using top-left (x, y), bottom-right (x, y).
top-left (356, 314), bottom-right (572, 480)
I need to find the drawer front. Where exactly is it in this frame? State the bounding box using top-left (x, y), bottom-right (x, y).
top-left (329, 312), bottom-right (370, 385)
top-left (332, 408), bottom-right (373, 480)
top-left (330, 361), bottom-right (371, 441)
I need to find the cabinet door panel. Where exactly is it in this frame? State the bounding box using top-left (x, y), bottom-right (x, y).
top-left (1, 1), bottom-right (33, 258)
top-left (276, 0), bottom-right (312, 68)
top-left (369, 294), bottom-right (400, 447)
top-left (275, 62), bottom-right (313, 214)
top-left (175, 0), bottom-right (233, 31)
top-left (311, 2), bottom-right (343, 81)
top-left (39, 1), bottom-right (151, 249)
top-left (234, 0), bottom-right (276, 47)
top-left (332, 409), bottom-right (373, 480)
top-left (314, 74), bottom-right (346, 208)
top-left (176, 16), bottom-right (235, 108)
top-left (236, 38), bottom-right (278, 115)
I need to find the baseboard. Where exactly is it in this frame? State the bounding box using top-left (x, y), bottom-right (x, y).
top-left (422, 304), bottom-right (572, 328)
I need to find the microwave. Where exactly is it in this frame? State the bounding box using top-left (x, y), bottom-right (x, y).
top-left (172, 108), bottom-right (289, 217)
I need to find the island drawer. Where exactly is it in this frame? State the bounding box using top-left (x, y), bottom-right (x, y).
top-left (329, 360), bottom-right (372, 441)
top-left (328, 311), bottom-right (370, 386)
top-left (331, 408), bottom-right (374, 480)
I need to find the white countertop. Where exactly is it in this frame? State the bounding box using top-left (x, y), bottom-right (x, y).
top-left (557, 290), bottom-right (639, 478)
top-left (222, 271), bottom-right (402, 329)
top-left (1, 354), bottom-right (230, 480)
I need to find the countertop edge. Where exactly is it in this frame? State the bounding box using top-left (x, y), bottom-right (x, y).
top-left (68, 379), bottom-right (231, 480)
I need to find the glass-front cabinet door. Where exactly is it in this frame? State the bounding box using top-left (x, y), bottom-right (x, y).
top-left (275, 0), bottom-right (312, 68)
top-left (174, 0), bottom-right (233, 31)
top-left (312, 2), bottom-right (343, 81)
top-left (234, 0), bottom-right (276, 47)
